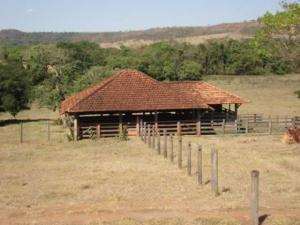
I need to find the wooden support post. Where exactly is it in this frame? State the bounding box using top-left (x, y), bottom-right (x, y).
top-left (157, 130), bottom-right (161, 154)
top-left (235, 119), bottom-right (238, 133)
top-left (140, 121), bottom-right (143, 140)
top-left (250, 170), bottom-right (259, 225)
top-left (170, 135), bottom-right (174, 162)
top-left (196, 110), bottom-right (201, 136)
top-left (254, 114), bottom-right (257, 123)
top-left (234, 103), bottom-right (238, 119)
top-left (147, 124), bottom-right (151, 147)
top-left (118, 113), bottom-right (123, 137)
top-left (197, 144), bottom-right (203, 185)
top-left (47, 120), bottom-right (50, 142)
top-left (74, 117), bottom-right (78, 141)
top-left (20, 120), bottom-right (23, 143)
top-left (187, 142), bottom-right (192, 176)
top-left (177, 121), bottom-right (181, 136)
top-left (268, 117), bottom-right (272, 135)
top-left (96, 124), bottom-right (101, 138)
top-left (136, 116), bottom-right (140, 136)
top-left (222, 119), bottom-right (225, 134)
top-left (163, 129), bottom-right (167, 159)
top-left (143, 122), bottom-right (147, 143)
top-left (154, 112), bottom-right (158, 130)
top-left (246, 119), bottom-right (249, 134)
top-left (178, 135), bottom-right (182, 169)
top-left (151, 125), bottom-right (155, 149)
top-left (211, 146), bottom-right (219, 196)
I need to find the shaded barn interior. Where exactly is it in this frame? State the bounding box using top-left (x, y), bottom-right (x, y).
top-left (60, 70), bottom-right (245, 139)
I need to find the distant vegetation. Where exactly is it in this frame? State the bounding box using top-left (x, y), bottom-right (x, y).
top-left (0, 1), bottom-right (299, 116)
top-left (0, 21), bottom-right (259, 46)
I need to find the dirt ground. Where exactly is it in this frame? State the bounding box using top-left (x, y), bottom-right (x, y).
top-left (0, 124), bottom-right (299, 225)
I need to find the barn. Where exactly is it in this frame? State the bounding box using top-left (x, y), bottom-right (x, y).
top-left (60, 69), bottom-right (245, 140)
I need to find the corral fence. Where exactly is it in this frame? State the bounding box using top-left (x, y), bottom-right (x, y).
top-left (138, 114), bottom-right (299, 137)
top-left (0, 119), bottom-right (66, 143)
top-left (78, 114), bottom-right (299, 139)
top-left (4, 114), bottom-right (299, 143)
top-left (139, 122), bottom-right (266, 225)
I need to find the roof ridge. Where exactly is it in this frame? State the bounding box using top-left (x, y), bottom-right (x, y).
top-left (164, 80), bottom-right (203, 84)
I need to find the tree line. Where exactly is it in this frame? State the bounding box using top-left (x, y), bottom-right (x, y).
top-left (0, 2), bottom-right (299, 116)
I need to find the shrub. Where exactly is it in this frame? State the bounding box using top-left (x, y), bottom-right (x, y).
top-left (117, 125), bottom-right (129, 141)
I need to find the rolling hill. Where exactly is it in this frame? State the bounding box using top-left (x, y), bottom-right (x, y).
top-left (0, 20), bottom-right (259, 47)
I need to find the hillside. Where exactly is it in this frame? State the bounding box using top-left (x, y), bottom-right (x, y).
top-left (0, 21), bottom-right (259, 47)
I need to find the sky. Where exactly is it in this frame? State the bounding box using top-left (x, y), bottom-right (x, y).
top-left (0, 0), bottom-right (292, 32)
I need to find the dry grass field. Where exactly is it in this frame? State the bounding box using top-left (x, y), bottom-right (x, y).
top-left (0, 74), bottom-right (299, 225)
top-left (205, 74), bottom-right (300, 116)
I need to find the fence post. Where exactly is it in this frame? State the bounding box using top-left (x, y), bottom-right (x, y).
top-left (20, 120), bottom-right (23, 143)
top-left (178, 135), bottom-right (182, 169)
top-left (151, 125), bottom-right (155, 149)
top-left (170, 135), bottom-right (174, 162)
top-left (177, 121), bottom-right (181, 136)
top-left (163, 129), bottom-right (167, 159)
top-left (157, 129), bottom-right (161, 154)
top-left (187, 142), bottom-right (192, 176)
top-left (250, 170), bottom-right (259, 225)
top-left (245, 119), bottom-right (249, 134)
top-left (211, 146), bottom-right (219, 196)
top-left (235, 119), bottom-right (238, 133)
top-left (147, 124), bottom-right (151, 147)
top-left (268, 117), bottom-right (272, 135)
top-left (197, 144), bottom-right (203, 185)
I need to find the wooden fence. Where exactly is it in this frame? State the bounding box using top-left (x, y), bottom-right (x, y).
top-left (78, 114), bottom-right (299, 139)
top-left (10, 120), bottom-right (65, 143)
top-left (139, 123), bottom-right (262, 225)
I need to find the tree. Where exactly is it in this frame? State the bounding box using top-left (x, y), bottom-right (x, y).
top-left (256, 1), bottom-right (300, 72)
top-left (178, 60), bottom-right (202, 80)
top-left (0, 61), bottom-right (31, 117)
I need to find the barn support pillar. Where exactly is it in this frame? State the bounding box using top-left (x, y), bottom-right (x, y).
top-left (154, 112), bottom-right (158, 131)
top-left (136, 115), bottom-right (140, 136)
top-left (73, 115), bottom-right (79, 141)
top-left (119, 113), bottom-right (123, 135)
top-left (196, 110), bottom-right (202, 136)
top-left (234, 104), bottom-right (240, 120)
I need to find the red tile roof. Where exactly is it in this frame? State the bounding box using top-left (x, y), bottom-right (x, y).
top-left (60, 70), bottom-right (245, 114)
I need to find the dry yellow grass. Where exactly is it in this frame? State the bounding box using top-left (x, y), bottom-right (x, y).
top-left (204, 74), bottom-right (300, 116)
top-left (0, 74), bottom-right (299, 224)
top-left (0, 120), bottom-right (299, 224)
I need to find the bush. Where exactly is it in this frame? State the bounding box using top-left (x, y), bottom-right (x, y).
top-left (295, 90), bottom-right (300, 98)
top-left (117, 125), bottom-right (129, 141)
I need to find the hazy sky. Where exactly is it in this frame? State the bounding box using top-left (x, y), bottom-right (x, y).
top-left (0, 0), bottom-right (291, 32)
